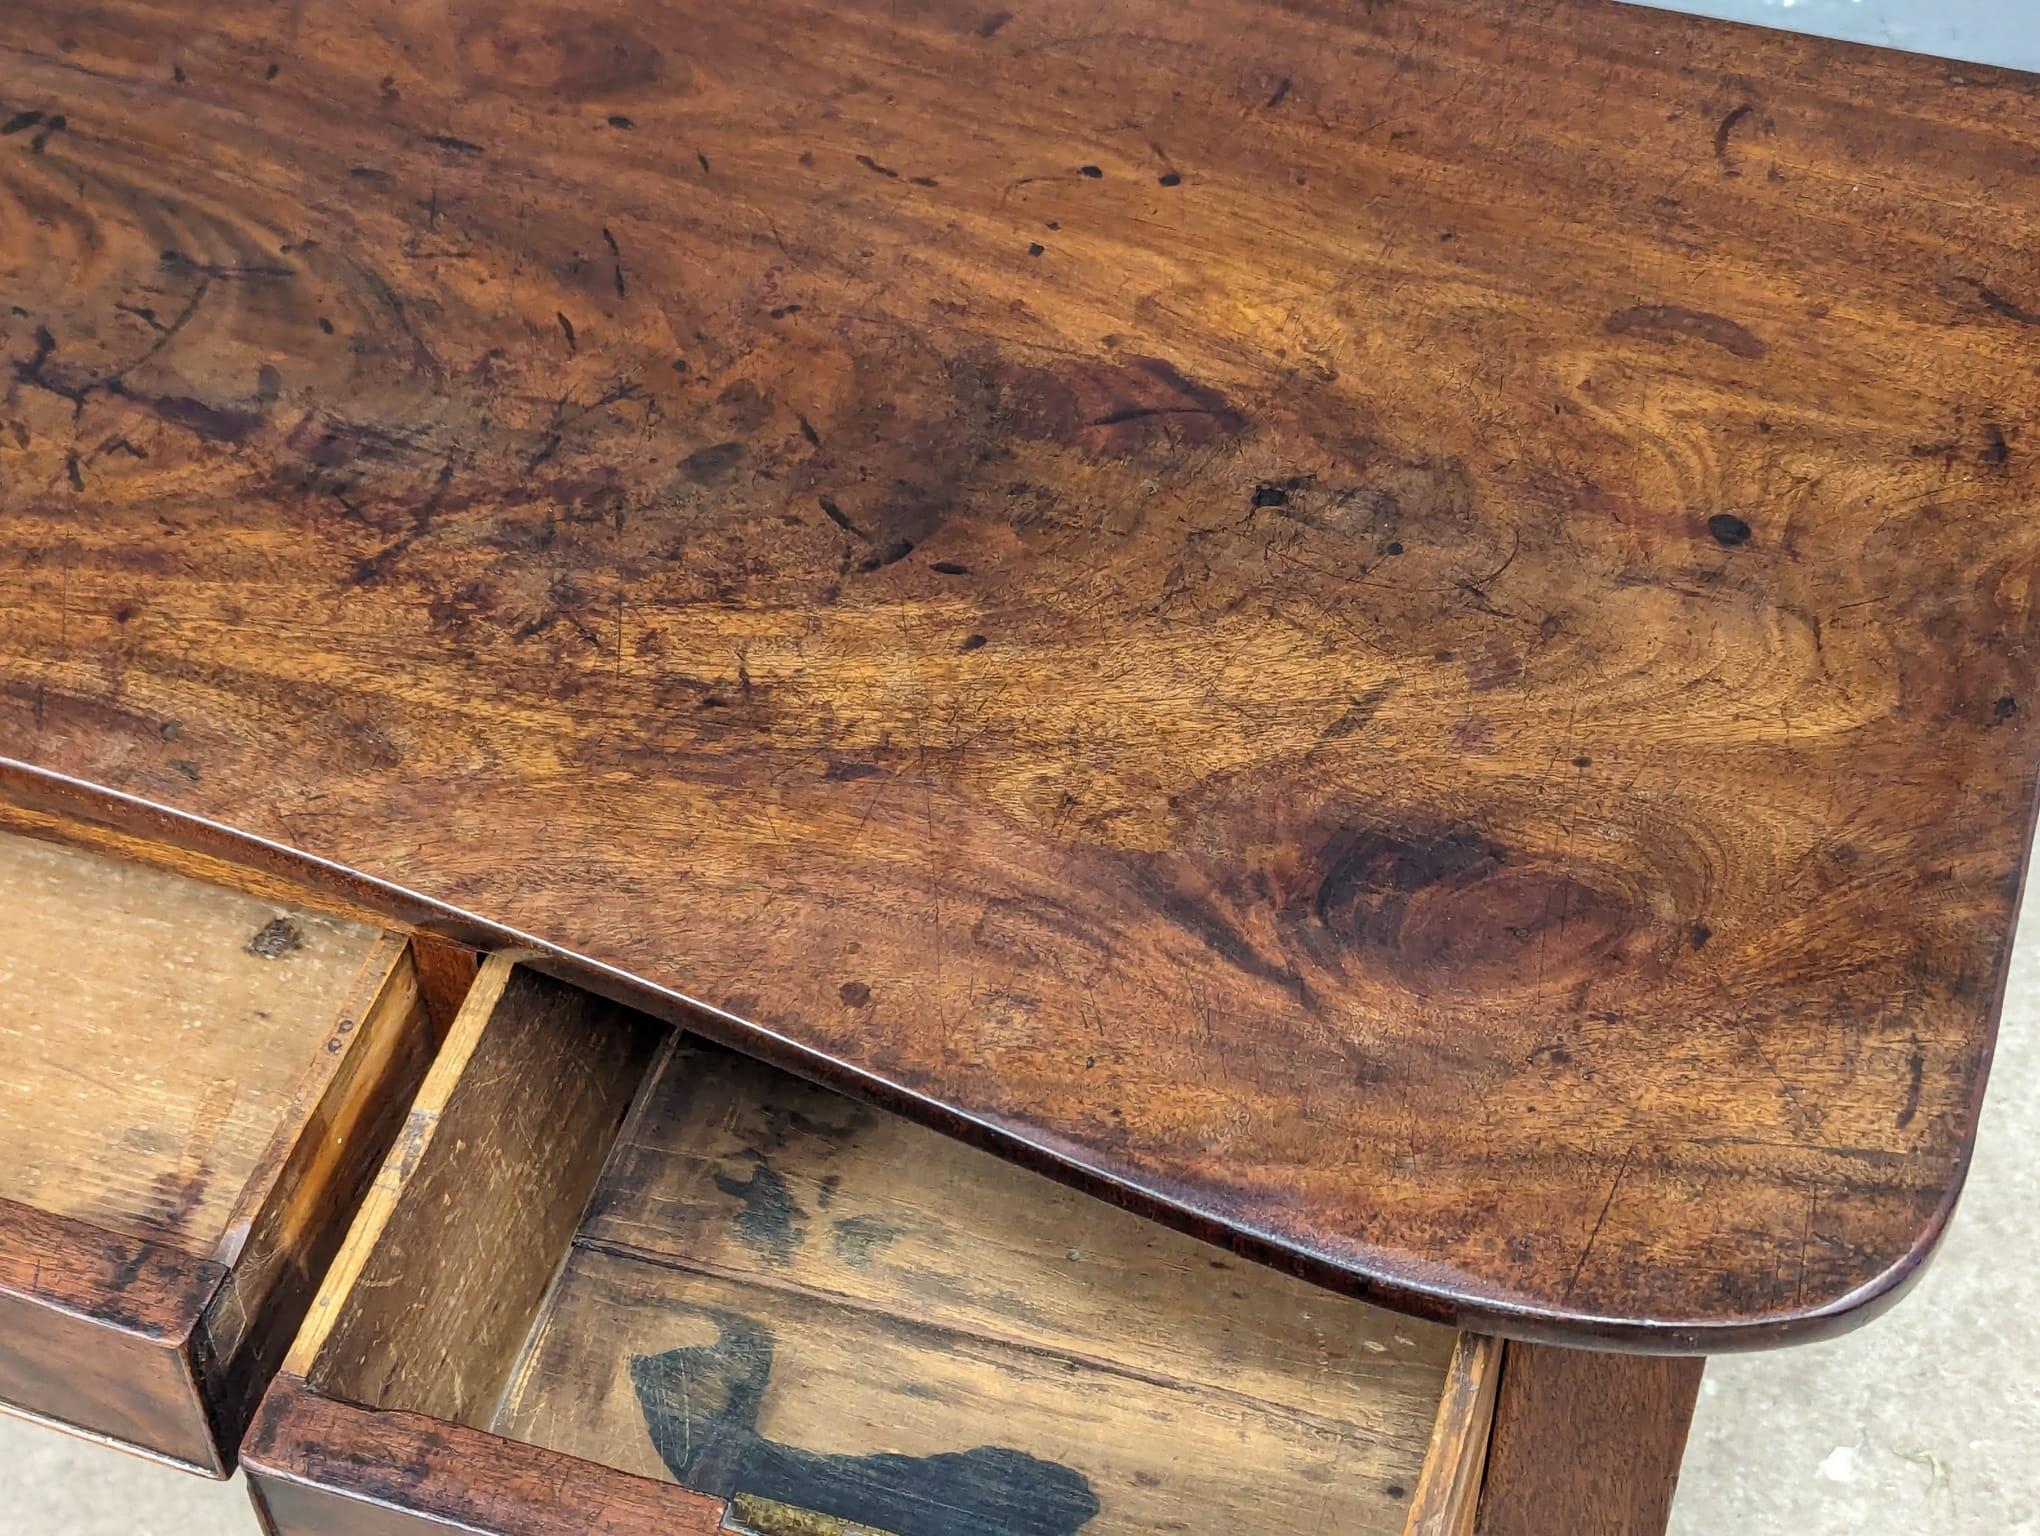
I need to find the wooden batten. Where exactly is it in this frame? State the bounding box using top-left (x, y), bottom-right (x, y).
top-left (1403, 1333), bottom-right (1505, 1536)
top-left (193, 935), bottom-right (440, 1455)
top-left (280, 954), bottom-right (516, 1382)
top-left (244, 1376), bottom-right (727, 1536)
top-left (289, 958), bottom-right (662, 1419)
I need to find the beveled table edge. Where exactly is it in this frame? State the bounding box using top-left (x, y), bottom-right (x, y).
top-left (0, 754), bottom-right (2007, 1354)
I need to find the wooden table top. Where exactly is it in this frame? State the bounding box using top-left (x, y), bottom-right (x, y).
top-left (2, 0), bottom-right (2035, 1349)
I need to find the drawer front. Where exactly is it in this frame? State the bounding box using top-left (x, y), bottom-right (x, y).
top-left (0, 1201), bottom-right (223, 1470)
top-left (247, 1382), bottom-right (726, 1536)
top-left (0, 828), bottom-right (457, 1472)
top-left (248, 958), bottom-right (1494, 1536)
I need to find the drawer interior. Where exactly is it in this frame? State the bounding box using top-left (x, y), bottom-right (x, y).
top-left (296, 959), bottom-right (1461, 1536)
top-left (0, 829), bottom-right (393, 1254)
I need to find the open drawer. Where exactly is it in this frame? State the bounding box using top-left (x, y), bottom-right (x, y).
top-left (245, 956), bottom-right (1500, 1536)
top-left (0, 826), bottom-right (471, 1474)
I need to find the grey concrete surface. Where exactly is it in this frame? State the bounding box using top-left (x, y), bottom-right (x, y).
top-left (0, 1418), bottom-right (256, 1534)
top-left (1628, 0), bottom-right (2040, 72)
top-left (0, 2), bottom-right (2031, 1532)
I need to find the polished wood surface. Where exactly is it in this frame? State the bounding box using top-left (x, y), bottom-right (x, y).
top-left (2, 0), bottom-right (2035, 1344)
top-left (0, 1195), bottom-right (225, 1471)
top-left (498, 1035), bottom-right (1453, 1536)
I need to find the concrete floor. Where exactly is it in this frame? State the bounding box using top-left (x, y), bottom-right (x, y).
top-left (1, 3), bottom-right (2032, 1532)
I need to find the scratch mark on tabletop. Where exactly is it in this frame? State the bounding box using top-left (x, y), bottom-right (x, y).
top-left (1563, 1146), bottom-right (1633, 1300)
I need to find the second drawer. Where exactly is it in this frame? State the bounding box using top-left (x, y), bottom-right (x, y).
top-left (243, 956), bottom-right (1495, 1536)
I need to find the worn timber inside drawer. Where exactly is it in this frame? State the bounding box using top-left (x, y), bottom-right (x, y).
top-left (0, 828), bottom-right (461, 1474)
top-left (245, 956), bottom-right (1499, 1536)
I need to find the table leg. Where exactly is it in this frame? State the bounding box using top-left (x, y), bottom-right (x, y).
top-left (1474, 1342), bottom-right (1704, 1536)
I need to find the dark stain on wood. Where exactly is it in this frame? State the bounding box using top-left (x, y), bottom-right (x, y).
top-left (713, 1158), bottom-right (809, 1265)
top-left (829, 1214), bottom-right (904, 1267)
top-left (247, 916), bottom-right (305, 958)
top-left (1706, 513), bottom-right (1752, 547)
top-left (1712, 103), bottom-right (1754, 171)
top-left (1896, 1038), bottom-right (1925, 1129)
top-left (1604, 304), bottom-right (1767, 359)
top-left (1319, 681), bottom-right (1400, 740)
top-left (996, 354), bottom-right (1243, 458)
top-left (632, 1309), bottom-right (1099, 1536)
top-left (1950, 277), bottom-right (2038, 326)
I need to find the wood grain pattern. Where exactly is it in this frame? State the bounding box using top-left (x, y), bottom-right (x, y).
top-left (1403, 1334), bottom-right (1503, 1536)
top-left (407, 935), bottom-right (481, 1040)
top-left (1473, 1343), bottom-right (1705, 1536)
top-left (495, 1038), bottom-right (1451, 1536)
top-left (0, 829), bottom-right (386, 1253)
top-left (194, 935), bottom-right (441, 1457)
top-left (2, 0), bottom-right (2036, 1343)
top-left (299, 959), bottom-right (663, 1421)
top-left (0, 1195), bottom-right (224, 1471)
top-left (0, 827), bottom-right (437, 1471)
top-left (243, 1375), bottom-right (729, 1536)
